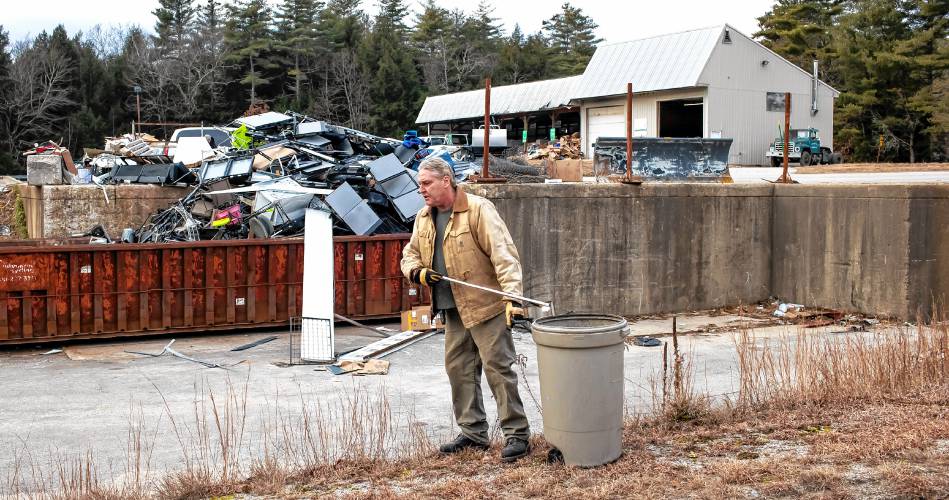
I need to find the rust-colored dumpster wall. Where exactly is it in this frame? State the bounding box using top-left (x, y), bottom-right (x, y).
top-left (0, 235), bottom-right (421, 344)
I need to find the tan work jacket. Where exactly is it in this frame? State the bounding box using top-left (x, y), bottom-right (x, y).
top-left (401, 188), bottom-right (523, 328)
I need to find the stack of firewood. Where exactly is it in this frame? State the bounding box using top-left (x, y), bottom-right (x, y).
top-left (527, 132), bottom-right (582, 160)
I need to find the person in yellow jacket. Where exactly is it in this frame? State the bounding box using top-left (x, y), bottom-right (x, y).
top-left (401, 157), bottom-right (530, 462)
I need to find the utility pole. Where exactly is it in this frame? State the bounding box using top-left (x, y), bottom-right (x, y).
top-left (133, 85), bottom-right (142, 135)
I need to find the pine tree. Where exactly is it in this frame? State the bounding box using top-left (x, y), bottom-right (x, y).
top-left (152, 0), bottom-right (196, 51)
top-left (902, 0), bottom-right (949, 160)
top-left (754, 0), bottom-right (843, 84)
top-left (542, 2), bottom-right (601, 77)
top-left (495, 24), bottom-right (525, 85)
top-left (224, 0), bottom-right (277, 105)
top-left (196, 0), bottom-right (222, 31)
top-left (359, 0), bottom-right (421, 136)
top-left (469, 0), bottom-right (503, 50)
top-left (454, 1), bottom-right (504, 87)
top-left (412, 0), bottom-right (454, 92)
top-left (0, 25), bottom-right (16, 173)
top-left (521, 32), bottom-right (554, 81)
top-left (831, 0), bottom-right (944, 162)
top-left (495, 25), bottom-right (554, 84)
top-left (276, 0), bottom-right (324, 108)
top-left (319, 0), bottom-right (367, 50)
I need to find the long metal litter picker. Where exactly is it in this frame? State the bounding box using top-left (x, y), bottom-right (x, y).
top-left (440, 276), bottom-right (553, 313)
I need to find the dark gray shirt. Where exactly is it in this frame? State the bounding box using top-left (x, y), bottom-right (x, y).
top-left (431, 208), bottom-right (456, 311)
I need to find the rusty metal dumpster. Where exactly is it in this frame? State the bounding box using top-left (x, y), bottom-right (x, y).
top-left (0, 234), bottom-right (423, 344)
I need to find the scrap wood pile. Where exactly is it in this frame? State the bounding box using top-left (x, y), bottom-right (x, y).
top-left (526, 133), bottom-right (582, 160)
top-left (25, 111), bottom-right (486, 243)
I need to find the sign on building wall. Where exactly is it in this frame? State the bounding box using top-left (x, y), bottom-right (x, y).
top-left (766, 92), bottom-right (787, 112)
top-left (634, 118), bottom-right (648, 137)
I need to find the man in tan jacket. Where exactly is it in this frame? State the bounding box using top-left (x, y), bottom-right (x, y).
top-left (401, 157), bottom-right (530, 462)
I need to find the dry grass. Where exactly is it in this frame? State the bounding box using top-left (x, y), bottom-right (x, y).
top-left (794, 161), bottom-right (949, 174)
top-left (733, 318), bottom-right (948, 411)
top-left (4, 317), bottom-right (947, 499)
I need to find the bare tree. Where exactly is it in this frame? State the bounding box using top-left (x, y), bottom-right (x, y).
top-left (123, 30), bottom-right (228, 125)
top-left (309, 50), bottom-right (370, 130)
top-left (0, 40), bottom-right (76, 153)
top-left (331, 50), bottom-right (370, 130)
top-left (81, 24), bottom-right (134, 58)
top-left (417, 34), bottom-right (450, 94)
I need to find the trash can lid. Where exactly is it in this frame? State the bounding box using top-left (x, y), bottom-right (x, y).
top-left (530, 314), bottom-right (629, 349)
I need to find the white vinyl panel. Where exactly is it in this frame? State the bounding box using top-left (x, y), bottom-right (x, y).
top-left (301, 208), bottom-right (335, 362)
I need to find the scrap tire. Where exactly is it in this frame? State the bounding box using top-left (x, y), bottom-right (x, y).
top-left (800, 150), bottom-right (812, 167)
top-left (831, 152), bottom-right (843, 164)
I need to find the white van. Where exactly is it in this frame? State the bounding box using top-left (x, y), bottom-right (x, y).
top-left (164, 126), bottom-right (235, 156)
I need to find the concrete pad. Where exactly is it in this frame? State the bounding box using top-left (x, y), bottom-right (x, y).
top-left (0, 316), bottom-right (889, 490)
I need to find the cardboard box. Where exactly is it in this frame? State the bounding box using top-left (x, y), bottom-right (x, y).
top-left (400, 306), bottom-right (444, 331)
top-left (547, 159), bottom-right (582, 182)
top-left (581, 159), bottom-right (595, 176)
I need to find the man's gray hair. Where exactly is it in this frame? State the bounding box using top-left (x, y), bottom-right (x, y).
top-left (418, 157), bottom-right (457, 187)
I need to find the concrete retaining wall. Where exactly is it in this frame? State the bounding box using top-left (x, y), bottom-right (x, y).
top-left (471, 183), bottom-right (949, 320)
top-left (469, 184), bottom-right (774, 316)
top-left (19, 182), bottom-right (948, 319)
top-left (771, 185), bottom-right (949, 319)
top-left (21, 185), bottom-right (189, 240)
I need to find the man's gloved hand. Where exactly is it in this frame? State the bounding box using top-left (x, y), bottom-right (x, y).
top-left (504, 300), bottom-right (525, 329)
top-left (410, 267), bottom-right (443, 286)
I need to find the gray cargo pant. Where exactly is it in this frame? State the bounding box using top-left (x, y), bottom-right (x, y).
top-left (443, 308), bottom-right (530, 444)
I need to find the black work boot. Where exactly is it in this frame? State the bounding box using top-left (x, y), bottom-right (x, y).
top-left (500, 437), bottom-right (530, 462)
top-left (439, 434), bottom-right (489, 454)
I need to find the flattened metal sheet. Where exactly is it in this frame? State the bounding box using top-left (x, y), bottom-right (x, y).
top-left (368, 154), bottom-right (405, 181)
top-left (235, 111), bottom-right (293, 130)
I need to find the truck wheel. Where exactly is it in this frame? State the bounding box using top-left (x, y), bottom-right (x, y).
top-left (771, 157), bottom-right (782, 168)
top-left (831, 153), bottom-right (842, 164)
top-left (800, 151), bottom-right (812, 166)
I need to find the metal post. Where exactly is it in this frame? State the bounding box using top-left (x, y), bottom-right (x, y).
top-left (626, 83), bottom-right (632, 180)
top-left (470, 77), bottom-right (505, 183)
top-left (778, 92), bottom-right (792, 183)
top-left (621, 83), bottom-right (642, 184)
top-left (483, 77), bottom-right (490, 176)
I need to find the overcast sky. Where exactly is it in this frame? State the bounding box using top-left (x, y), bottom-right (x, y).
top-left (4, 0), bottom-right (774, 46)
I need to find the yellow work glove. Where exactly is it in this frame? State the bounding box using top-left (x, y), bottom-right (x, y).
top-left (410, 268), bottom-right (443, 287)
top-left (504, 300), bottom-right (525, 328)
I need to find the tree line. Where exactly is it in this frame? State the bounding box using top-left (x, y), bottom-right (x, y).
top-left (756, 0), bottom-right (947, 162)
top-left (0, 0), bottom-right (945, 174)
top-left (0, 0), bottom-right (600, 173)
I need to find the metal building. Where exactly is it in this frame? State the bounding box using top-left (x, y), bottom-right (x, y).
top-left (416, 24), bottom-right (839, 166)
top-left (415, 75), bottom-right (582, 145)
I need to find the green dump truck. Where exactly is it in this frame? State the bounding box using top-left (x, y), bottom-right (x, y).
top-left (766, 127), bottom-right (842, 167)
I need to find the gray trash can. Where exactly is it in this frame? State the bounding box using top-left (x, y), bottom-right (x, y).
top-left (531, 314), bottom-right (629, 466)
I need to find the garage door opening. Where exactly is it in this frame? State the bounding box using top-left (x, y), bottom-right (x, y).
top-left (658, 98), bottom-right (703, 137)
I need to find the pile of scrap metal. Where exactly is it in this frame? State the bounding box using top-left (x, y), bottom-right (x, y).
top-left (398, 130), bottom-right (478, 179)
top-left (131, 111), bottom-right (434, 242)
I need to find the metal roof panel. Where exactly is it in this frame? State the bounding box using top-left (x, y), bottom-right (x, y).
top-left (573, 25), bottom-right (723, 99)
top-left (415, 75), bottom-right (582, 124)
